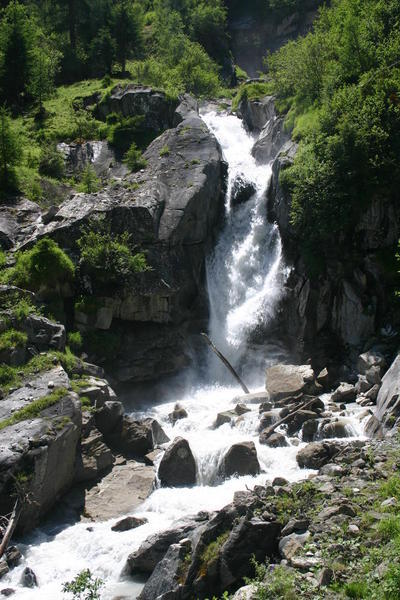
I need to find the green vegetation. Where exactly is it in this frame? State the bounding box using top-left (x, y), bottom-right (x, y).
top-left (159, 144), bottom-right (170, 157)
top-left (5, 238), bottom-right (74, 294)
top-left (124, 142), bottom-right (147, 172)
top-left (232, 81), bottom-right (272, 111)
top-left (67, 331), bottom-right (83, 354)
top-left (266, 0), bottom-right (400, 269)
top-left (0, 328), bottom-right (27, 352)
top-left (77, 165), bottom-right (100, 194)
top-left (0, 107), bottom-right (21, 192)
top-left (62, 568), bottom-right (103, 600)
top-left (0, 387), bottom-right (68, 430)
top-left (77, 218), bottom-right (150, 286)
top-left (198, 531), bottom-right (230, 578)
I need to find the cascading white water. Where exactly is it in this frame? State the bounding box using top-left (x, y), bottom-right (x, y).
top-left (202, 110), bottom-right (288, 381)
top-left (2, 110), bottom-right (368, 600)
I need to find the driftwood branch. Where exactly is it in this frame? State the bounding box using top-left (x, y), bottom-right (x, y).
top-left (201, 333), bottom-right (250, 394)
top-left (0, 498), bottom-right (21, 560)
top-left (262, 397), bottom-right (318, 439)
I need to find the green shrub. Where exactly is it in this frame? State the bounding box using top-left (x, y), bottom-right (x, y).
top-left (77, 218), bottom-right (150, 286)
top-left (232, 81), bottom-right (272, 111)
top-left (38, 145), bottom-right (65, 180)
top-left (62, 569), bottom-right (103, 600)
top-left (124, 142), bottom-right (147, 172)
top-left (378, 516), bottom-right (400, 542)
top-left (10, 238), bottom-right (74, 293)
top-left (107, 114), bottom-right (146, 152)
top-left (345, 581), bottom-right (368, 599)
top-left (77, 164), bottom-right (100, 194)
top-left (159, 144), bottom-right (170, 157)
top-left (68, 331), bottom-right (83, 353)
top-left (0, 329), bottom-right (27, 352)
top-left (13, 298), bottom-right (36, 321)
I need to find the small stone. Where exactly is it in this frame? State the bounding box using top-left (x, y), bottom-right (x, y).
top-left (273, 477), bottom-right (289, 487)
top-left (0, 563), bottom-right (9, 580)
top-left (235, 403), bottom-right (251, 416)
top-left (318, 567), bottom-right (333, 587)
top-left (5, 547), bottom-right (21, 569)
top-left (348, 524), bottom-right (360, 536)
top-left (381, 497), bottom-right (397, 508)
top-left (21, 567), bottom-right (37, 588)
top-left (112, 516), bottom-right (148, 532)
top-left (47, 380), bottom-right (55, 389)
top-left (1, 590), bottom-right (15, 597)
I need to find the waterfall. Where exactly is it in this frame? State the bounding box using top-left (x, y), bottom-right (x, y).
top-left (201, 109), bottom-right (288, 382)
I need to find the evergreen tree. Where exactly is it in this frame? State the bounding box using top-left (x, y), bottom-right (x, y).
top-left (28, 36), bottom-right (61, 115)
top-left (0, 106), bottom-right (20, 191)
top-left (0, 1), bottom-right (35, 107)
top-left (89, 27), bottom-right (115, 76)
top-left (112, 1), bottom-right (143, 73)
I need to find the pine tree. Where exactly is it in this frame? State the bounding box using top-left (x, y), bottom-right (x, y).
top-left (28, 36), bottom-right (61, 116)
top-left (112, 1), bottom-right (143, 73)
top-left (0, 107), bottom-right (20, 191)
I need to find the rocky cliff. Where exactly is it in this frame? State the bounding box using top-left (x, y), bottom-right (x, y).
top-left (0, 88), bottom-right (226, 385)
top-left (238, 93), bottom-right (400, 372)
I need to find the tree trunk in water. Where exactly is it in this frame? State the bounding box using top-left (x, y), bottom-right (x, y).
top-left (201, 333), bottom-right (250, 394)
top-left (0, 499), bottom-right (21, 560)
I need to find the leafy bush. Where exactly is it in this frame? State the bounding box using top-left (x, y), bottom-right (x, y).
top-left (232, 81), bottom-right (272, 111)
top-left (78, 164), bottom-right (100, 193)
top-left (68, 331), bottom-right (83, 353)
top-left (62, 568), bottom-right (103, 600)
top-left (124, 142), bottom-right (147, 172)
top-left (38, 145), bottom-right (65, 180)
top-left (10, 238), bottom-right (74, 293)
top-left (0, 329), bottom-right (27, 352)
top-left (77, 218), bottom-right (149, 286)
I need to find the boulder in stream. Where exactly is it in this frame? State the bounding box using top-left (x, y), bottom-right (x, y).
top-left (158, 437), bottom-right (197, 487)
top-left (266, 364), bottom-right (317, 402)
top-left (220, 442), bottom-right (260, 478)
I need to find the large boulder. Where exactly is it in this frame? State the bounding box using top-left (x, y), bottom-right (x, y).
top-left (265, 364), bottom-right (316, 402)
top-left (0, 386), bottom-right (82, 533)
top-left (219, 442), bottom-right (260, 478)
top-left (158, 437), bottom-right (197, 487)
top-left (96, 84), bottom-right (179, 131)
top-left (106, 416), bottom-right (169, 458)
top-left (237, 95), bottom-right (276, 132)
top-left (370, 354), bottom-right (400, 433)
top-left (252, 115), bottom-right (290, 164)
top-left (230, 175), bottom-right (257, 207)
top-left (139, 539), bottom-right (192, 600)
top-left (296, 442), bottom-right (341, 470)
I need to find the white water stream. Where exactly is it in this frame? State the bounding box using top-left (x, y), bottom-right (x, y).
top-left (3, 110), bottom-right (368, 599)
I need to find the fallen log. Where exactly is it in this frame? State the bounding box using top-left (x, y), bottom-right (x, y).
top-left (0, 498), bottom-right (21, 560)
top-left (201, 333), bottom-right (250, 394)
top-left (261, 397), bottom-right (319, 440)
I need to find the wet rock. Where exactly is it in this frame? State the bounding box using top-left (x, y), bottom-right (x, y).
top-left (230, 176), bottom-right (257, 206)
top-left (0, 589), bottom-right (15, 597)
top-left (320, 419), bottom-right (351, 439)
top-left (234, 391), bottom-right (270, 405)
top-left (126, 517), bottom-right (200, 574)
top-left (215, 411), bottom-right (237, 428)
top-left (5, 547), bottom-right (21, 569)
top-left (287, 409), bottom-right (318, 435)
top-left (0, 563), bottom-right (9, 580)
top-left (21, 567), bottom-right (37, 588)
top-left (356, 375), bottom-right (372, 395)
top-left (302, 419), bottom-right (319, 442)
top-left (158, 437), bottom-right (196, 487)
top-left (112, 516), bottom-right (148, 532)
top-left (235, 403), bottom-right (251, 416)
top-left (252, 115), bottom-right (290, 164)
top-left (366, 366), bottom-right (382, 385)
top-left (237, 95), bottom-right (276, 132)
top-left (139, 538), bottom-right (191, 600)
top-left (260, 431), bottom-right (288, 447)
top-left (259, 411), bottom-right (277, 430)
top-left (169, 403), bottom-right (188, 425)
top-left (266, 364), bottom-right (316, 402)
top-left (331, 383), bottom-right (356, 403)
top-left (272, 477), bottom-right (289, 487)
top-left (259, 400), bottom-right (273, 412)
top-left (144, 449), bottom-right (162, 466)
top-left (220, 442), bottom-right (260, 478)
